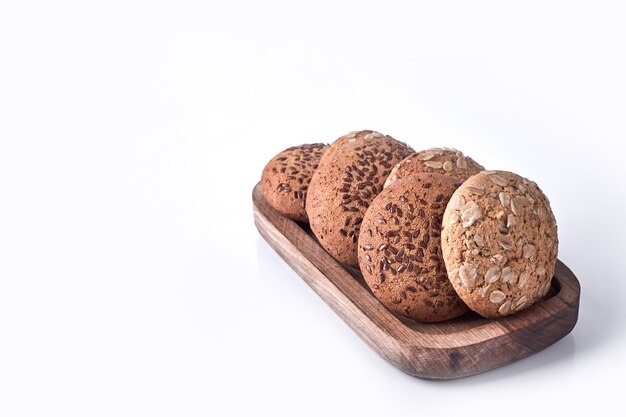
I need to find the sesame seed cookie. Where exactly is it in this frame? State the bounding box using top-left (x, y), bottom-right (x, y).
top-left (261, 143), bottom-right (328, 223)
top-left (384, 148), bottom-right (484, 188)
top-left (441, 171), bottom-right (558, 318)
top-left (306, 136), bottom-right (414, 267)
top-left (358, 173), bottom-right (468, 322)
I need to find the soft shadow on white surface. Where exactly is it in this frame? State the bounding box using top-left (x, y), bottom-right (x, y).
top-left (569, 290), bottom-right (613, 356)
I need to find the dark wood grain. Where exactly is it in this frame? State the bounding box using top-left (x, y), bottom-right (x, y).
top-left (252, 183), bottom-right (580, 379)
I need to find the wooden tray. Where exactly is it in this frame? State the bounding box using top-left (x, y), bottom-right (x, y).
top-left (252, 183), bottom-right (580, 379)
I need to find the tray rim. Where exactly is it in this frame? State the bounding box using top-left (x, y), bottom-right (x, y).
top-left (252, 182), bottom-right (580, 379)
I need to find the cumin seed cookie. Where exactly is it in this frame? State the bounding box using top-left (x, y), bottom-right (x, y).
top-left (261, 143), bottom-right (328, 223)
top-left (358, 173), bottom-right (468, 322)
top-left (306, 135), bottom-right (414, 267)
top-left (441, 171), bottom-right (558, 318)
top-left (384, 148), bottom-right (484, 188)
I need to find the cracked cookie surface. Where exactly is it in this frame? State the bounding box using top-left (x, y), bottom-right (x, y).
top-left (358, 173), bottom-right (468, 322)
top-left (307, 135), bottom-right (414, 267)
top-left (385, 147), bottom-right (484, 188)
top-left (261, 143), bottom-right (328, 222)
top-left (441, 171), bottom-right (558, 318)
top-left (318, 130), bottom-right (405, 168)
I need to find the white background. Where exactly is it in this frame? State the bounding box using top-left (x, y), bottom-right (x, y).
top-left (1, 1), bottom-right (625, 415)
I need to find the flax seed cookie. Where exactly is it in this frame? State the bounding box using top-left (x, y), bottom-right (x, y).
top-left (306, 136), bottom-right (414, 267)
top-left (358, 173), bottom-right (468, 322)
top-left (441, 171), bottom-right (558, 318)
top-left (319, 130), bottom-right (408, 167)
top-left (384, 148), bottom-right (484, 188)
top-left (261, 143), bottom-right (328, 223)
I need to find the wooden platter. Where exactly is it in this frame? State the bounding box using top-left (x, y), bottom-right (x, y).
top-left (252, 183), bottom-right (580, 379)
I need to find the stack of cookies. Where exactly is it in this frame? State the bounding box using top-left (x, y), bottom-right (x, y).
top-left (260, 130), bottom-right (558, 322)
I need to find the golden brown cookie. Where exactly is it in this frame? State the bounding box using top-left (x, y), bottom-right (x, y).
top-left (441, 171), bottom-right (558, 318)
top-left (306, 136), bottom-right (414, 267)
top-left (261, 143), bottom-right (328, 223)
top-left (358, 174), bottom-right (468, 322)
top-left (384, 148), bottom-right (484, 188)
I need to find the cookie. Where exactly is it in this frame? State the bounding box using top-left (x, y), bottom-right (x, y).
top-left (261, 143), bottom-right (328, 222)
top-left (318, 130), bottom-right (397, 167)
top-left (384, 148), bottom-right (484, 188)
top-left (357, 173), bottom-right (468, 322)
top-left (306, 135), bottom-right (414, 267)
top-left (441, 171), bottom-right (558, 318)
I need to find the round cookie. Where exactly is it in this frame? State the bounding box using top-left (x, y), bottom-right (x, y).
top-left (261, 143), bottom-right (328, 223)
top-left (441, 171), bottom-right (558, 318)
top-left (384, 148), bottom-right (484, 188)
top-left (319, 130), bottom-right (404, 167)
top-left (306, 136), bottom-right (414, 267)
top-left (358, 173), bottom-right (468, 322)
